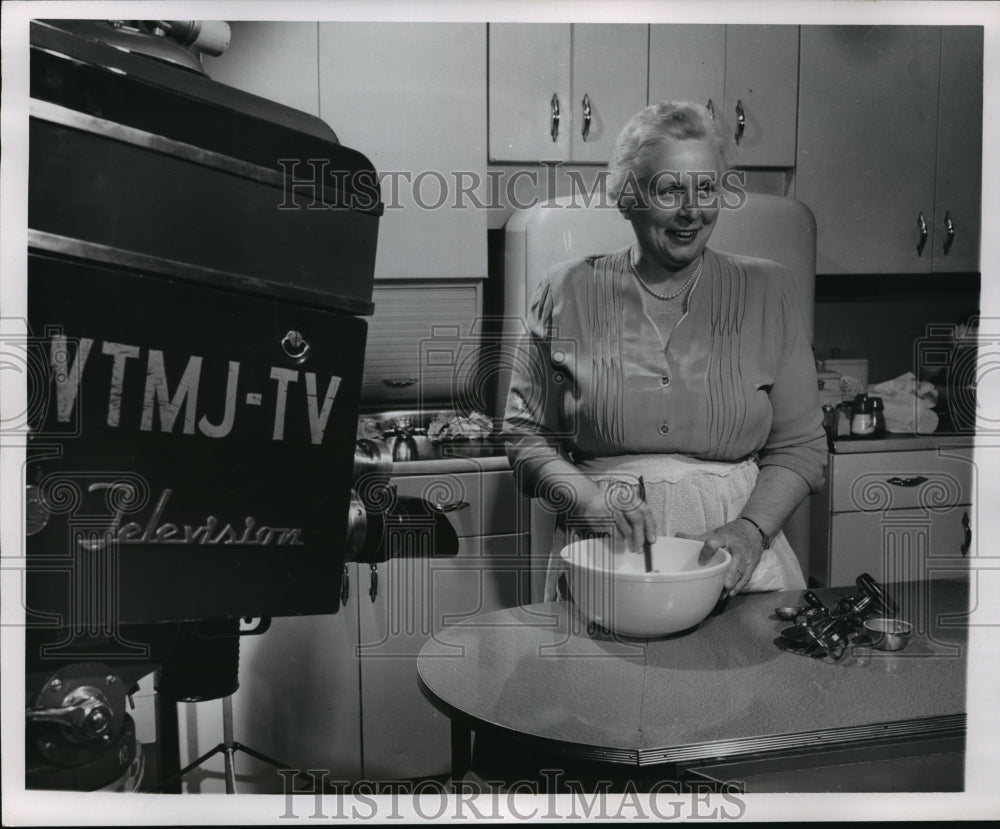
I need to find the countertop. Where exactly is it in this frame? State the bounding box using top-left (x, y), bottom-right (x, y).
top-left (391, 452), bottom-right (511, 476)
top-left (418, 578), bottom-right (967, 764)
top-left (832, 432), bottom-right (976, 453)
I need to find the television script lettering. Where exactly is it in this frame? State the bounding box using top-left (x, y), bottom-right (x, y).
top-left (48, 335), bottom-right (342, 444)
top-left (109, 487), bottom-right (304, 547)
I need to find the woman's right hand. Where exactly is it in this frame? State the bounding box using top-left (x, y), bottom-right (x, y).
top-left (573, 490), bottom-right (659, 554)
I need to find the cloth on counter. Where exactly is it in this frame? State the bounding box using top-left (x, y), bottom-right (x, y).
top-left (543, 454), bottom-right (806, 602)
top-left (869, 372), bottom-right (939, 434)
top-left (503, 246), bottom-right (828, 496)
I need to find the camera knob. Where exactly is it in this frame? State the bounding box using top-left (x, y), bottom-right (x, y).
top-left (26, 686), bottom-right (113, 742)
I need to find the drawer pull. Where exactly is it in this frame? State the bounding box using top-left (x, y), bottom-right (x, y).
top-left (382, 378), bottom-right (417, 388)
top-left (369, 563), bottom-right (379, 602)
top-left (885, 475), bottom-right (928, 488)
top-left (432, 500), bottom-right (469, 513)
top-left (281, 330), bottom-right (311, 363)
top-left (961, 511), bottom-right (971, 557)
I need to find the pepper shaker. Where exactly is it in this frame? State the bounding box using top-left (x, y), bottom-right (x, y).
top-left (870, 396), bottom-right (886, 437)
top-left (850, 393), bottom-right (876, 438)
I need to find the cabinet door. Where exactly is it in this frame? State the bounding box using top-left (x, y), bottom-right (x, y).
top-left (570, 24), bottom-right (648, 163)
top-left (489, 23), bottom-right (572, 161)
top-left (205, 22), bottom-right (320, 116)
top-left (723, 25), bottom-right (799, 167)
top-left (932, 26), bottom-right (983, 273)
top-left (796, 26), bottom-right (941, 274)
top-left (232, 608), bottom-right (363, 790)
top-left (319, 23), bottom-right (487, 279)
top-left (648, 25), bottom-right (725, 111)
top-left (356, 534), bottom-right (525, 779)
top-left (829, 506), bottom-right (972, 592)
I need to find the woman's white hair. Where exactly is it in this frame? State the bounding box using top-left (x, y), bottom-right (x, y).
top-left (608, 101), bottom-right (734, 212)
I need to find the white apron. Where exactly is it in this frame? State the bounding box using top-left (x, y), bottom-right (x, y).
top-left (544, 454), bottom-right (805, 602)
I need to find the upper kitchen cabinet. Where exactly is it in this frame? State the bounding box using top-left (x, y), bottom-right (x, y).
top-left (648, 25), bottom-right (725, 114)
top-left (570, 25), bottom-right (650, 163)
top-left (650, 25), bottom-right (798, 168)
top-left (489, 24), bottom-right (570, 161)
top-left (932, 27), bottom-right (983, 273)
top-left (796, 26), bottom-right (983, 274)
top-left (319, 23), bottom-right (488, 279)
top-left (721, 26), bottom-right (799, 167)
top-left (488, 23), bottom-right (648, 163)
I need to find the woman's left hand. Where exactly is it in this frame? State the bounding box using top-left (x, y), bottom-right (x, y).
top-left (680, 519), bottom-right (764, 596)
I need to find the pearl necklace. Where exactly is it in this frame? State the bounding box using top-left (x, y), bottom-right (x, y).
top-left (628, 250), bottom-right (703, 301)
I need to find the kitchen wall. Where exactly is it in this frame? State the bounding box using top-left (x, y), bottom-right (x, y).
top-left (813, 274), bottom-right (980, 385)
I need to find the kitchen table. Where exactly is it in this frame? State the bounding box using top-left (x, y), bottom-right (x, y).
top-left (417, 578), bottom-right (968, 792)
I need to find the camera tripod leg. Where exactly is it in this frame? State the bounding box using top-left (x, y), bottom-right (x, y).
top-left (156, 694), bottom-right (300, 794)
top-left (222, 695), bottom-right (236, 793)
top-left (158, 742), bottom-right (226, 792)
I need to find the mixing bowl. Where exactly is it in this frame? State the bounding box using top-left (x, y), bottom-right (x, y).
top-left (559, 536), bottom-right (731, 638)
top-left (863, 617), bottom-right (912, 651)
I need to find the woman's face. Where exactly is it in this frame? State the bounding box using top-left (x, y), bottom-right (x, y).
top-left (628, 139), bottom-right (724, 271)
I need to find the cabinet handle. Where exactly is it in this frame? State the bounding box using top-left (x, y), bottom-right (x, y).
top-left (281, 330), bottom-right (311, 363)
top-left (581, 93), bottom-right (592, 141)
top-left (382, 378), bottom-right (417, 388)
top-left (550, 93), bottom-right (560, 143)
top-left (431, 500), bottom-right (469, 513)
top-left (886, 475), bottom-right (928, 488)
top-left (340, 564), bottom-right (350, 607)
top-left (706, 99), bottom-right (715, 120)
top-left (734, 99), bottom-right (746, 145)
top-left (961, 511), bottom-right (971, 557)
top-left (916, 212), bottom-right (928, 256)
top-left (369, 563), bottom-right (379, 602)
top-left (943, 211), bottom-right (955, 255)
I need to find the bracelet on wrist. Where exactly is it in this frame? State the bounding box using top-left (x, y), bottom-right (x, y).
top-left (739, 515), bottom-right (771, 550)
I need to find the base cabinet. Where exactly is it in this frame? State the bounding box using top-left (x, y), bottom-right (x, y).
top-left (809, 447), bottom-right (975, 589)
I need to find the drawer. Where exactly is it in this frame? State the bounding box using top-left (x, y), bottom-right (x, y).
top-left (391, 469), bottom-right (525, 537)
top-left (829, 506), bottom-right (973, 588)
top-left (829, 449), bottom-right (974, 514)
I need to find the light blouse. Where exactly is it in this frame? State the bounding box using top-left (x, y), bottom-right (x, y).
top-left (504, 246), bottom-right (827, 496)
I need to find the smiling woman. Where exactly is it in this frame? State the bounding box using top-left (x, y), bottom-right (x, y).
top-left (503, 101), bottom-right (828, 603)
